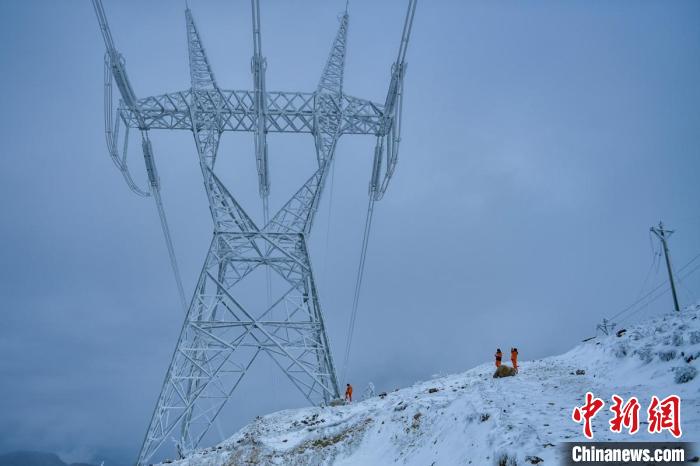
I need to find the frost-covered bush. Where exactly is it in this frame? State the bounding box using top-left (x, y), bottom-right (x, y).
top-left (672, 332), bottom-right (684, 347)
top-left (657, 349), bottom-right (677, 362)
top-left (496, 453), bottom-right (518, 466)
top-left (612, 342), bottom-right (629, 358)
top-left (634, 345), bottom-right (654, 364)
top-left (673, 365), bottom-right (697, 384)
top-left (689, 331), bottom-right (700, 345)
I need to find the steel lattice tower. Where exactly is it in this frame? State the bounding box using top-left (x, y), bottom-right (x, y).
top-left (92, 1), bottom-right (416, 464)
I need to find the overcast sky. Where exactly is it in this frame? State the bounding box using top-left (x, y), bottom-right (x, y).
top-left (1, 0), bottom-right (699, 464)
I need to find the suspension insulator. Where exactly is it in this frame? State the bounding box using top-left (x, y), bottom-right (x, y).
top-left (141, 137), bottom-right (160, 190)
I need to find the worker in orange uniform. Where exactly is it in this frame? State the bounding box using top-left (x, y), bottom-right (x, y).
top-left (495, 348), bottom-right (502, 368)
top-left (511, 347), bottom-right (519, 372)
top-left (345, 383), bottom-right (353, 402)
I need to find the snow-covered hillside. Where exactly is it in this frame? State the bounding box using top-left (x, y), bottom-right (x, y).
top-left (165, 306), bottom-right (700, 466)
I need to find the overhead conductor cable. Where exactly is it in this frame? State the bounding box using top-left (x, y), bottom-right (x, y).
top-left (341, 0), bottom-right (416, 382)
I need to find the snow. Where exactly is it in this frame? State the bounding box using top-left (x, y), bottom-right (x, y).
top-left (162, 305), bottom-right (700, 466)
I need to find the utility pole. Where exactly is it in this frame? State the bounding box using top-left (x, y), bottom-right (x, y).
top-left (596, 318), bottom-right (616, 336)
top-left (650, 221), bottom-right (680, 312)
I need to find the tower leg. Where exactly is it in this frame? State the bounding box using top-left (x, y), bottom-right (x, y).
top-left (137, 231), bottom-right (338, 465)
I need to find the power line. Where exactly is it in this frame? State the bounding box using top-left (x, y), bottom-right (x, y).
top-left (610, 252), bottom-right (700, 323)
top-left (632, 233), bottom-right (661, 306)
top-left (340, 197), bottom-right (376, 384)
top-left (322, 158), bottom-right (337, 278)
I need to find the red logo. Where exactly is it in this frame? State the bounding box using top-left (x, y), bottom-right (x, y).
top-left (647, 395), bottom-right (682, 438)
top-left (572, 392), bottom-right (605, 439)
top-left (572, 393), bottom-right (682, 439)
top-left (609, 395), bottom-right (640, 434)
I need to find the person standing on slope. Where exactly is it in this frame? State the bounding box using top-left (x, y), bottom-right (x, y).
top-left (495, 348), bottom-right (502, 368)
top-left (511, 347), bottom-right (519, 372)
top-left (345, 383), bottom-right (353, 403)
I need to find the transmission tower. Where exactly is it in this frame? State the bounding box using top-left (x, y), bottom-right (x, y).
top-left (92, 1), bottom-right (417, 464)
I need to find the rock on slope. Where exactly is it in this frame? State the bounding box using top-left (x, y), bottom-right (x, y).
top-left (165, 305), bottom-right (700, 466)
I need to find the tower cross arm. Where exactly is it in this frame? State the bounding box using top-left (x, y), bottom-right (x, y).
top-left (119, 89), bottom-right (385, 135)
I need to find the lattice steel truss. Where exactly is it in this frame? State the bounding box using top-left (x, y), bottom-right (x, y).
top-left (92, 1), bottom-right (416, 464)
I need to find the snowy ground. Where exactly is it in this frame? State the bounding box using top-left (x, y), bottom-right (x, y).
top-left (163, 305), bottom-right (700, 466)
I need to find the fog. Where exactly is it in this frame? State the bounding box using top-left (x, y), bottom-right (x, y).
top-left (1, 1), bottom-right (699, 464)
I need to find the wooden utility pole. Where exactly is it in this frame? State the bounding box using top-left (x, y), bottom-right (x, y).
top-left (650, 221), bottom-right (680, 312)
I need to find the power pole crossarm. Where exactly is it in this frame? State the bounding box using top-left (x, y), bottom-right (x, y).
top-left (651, 221), bottom-right (681, 312)
top-left (118, 90), bottom-right (384, 134)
